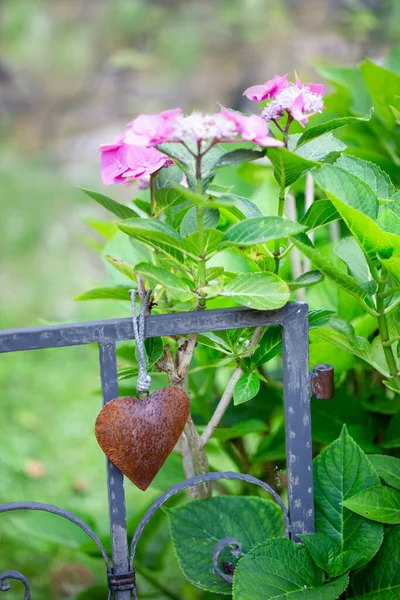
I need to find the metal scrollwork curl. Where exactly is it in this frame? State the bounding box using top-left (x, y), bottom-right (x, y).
top-left (129, 471), bottom-right (290, 599)
top-left (0, 571), bottom-right (31, 600)
top-left (212, 537), bottom-right (243, 584)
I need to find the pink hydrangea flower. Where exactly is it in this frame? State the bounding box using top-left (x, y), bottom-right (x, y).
top-left (219, 108), bottom-right (283, 146)
top-left (99, 140), bottom-right (173, 186)
top-left (123, 108), bottom-right (282, 149)
top-left (260, 71), bottom-right (325, 128)
top-left (124, 108), bottom-right (182, 146)
top-left (243, 74), bottom-right (289, 102)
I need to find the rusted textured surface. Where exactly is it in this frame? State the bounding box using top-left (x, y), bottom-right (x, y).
top-left (310, 363), bottom-right (334, 400)
top-left (95, 387), bottom-right (190, 490)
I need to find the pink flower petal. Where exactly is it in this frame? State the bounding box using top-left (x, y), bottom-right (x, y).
top-left (243, 74), bottom-right (288, 102)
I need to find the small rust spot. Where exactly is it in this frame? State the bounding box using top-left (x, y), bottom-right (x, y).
top-left (95, 387), bottom-right (190, 490)
top-left (310, 364), bottom-right (334, 400)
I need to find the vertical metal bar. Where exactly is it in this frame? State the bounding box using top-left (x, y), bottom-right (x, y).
top-left (281, 303), bottom-right (314, 541)
top-left (99, 343), bottom-right (131, 600)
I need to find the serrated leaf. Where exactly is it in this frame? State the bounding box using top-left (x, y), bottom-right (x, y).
top-left (334, 237), bottom-right (377, 294)
top-left (300, 199), bottom-right (340, 231)
top-left (342, 485), bottom-right (400, 524)
top-left (154, 188), bottom-right (185, 214)
top-left (289, 270), bottom-right (324, 291)
top-left (311, 317), bottom-right (388, 377)
top-left (216, 148), bottom-right (265, 167)
top-left (216, 272), bottom-right (290, 310)
top-left (134, 262), bottom-right (193, 299)
top-left (167, 496), bottom-right (284, 594)
top-left (351, 527), bottom-right (400, 599)
top-left (75, 285), bottom-right (132, 300)
top-left (361, 59), bottom-right (400, 129)
top-left (367, 454), bottom-right (400, 490)
top-left (252, 326), bottom-right (282, 367)
top-left (212, 193), bottom-right (263, 220)
top-left (185, 229), bottom-right (224, 258)
top-left (222, 216), bottom-right (306, 246)
top-left (80, 187), bottom-right (138, 219)
top-left (233, 372), bottom-right (260, 405)
top-left (233, 537), bottom-right (349, 600)
top-left (295, 111), bottom-right (372, 149)
top-left (335, 155), bottom-right (397, 201)
top-left (291, 236), bottom-right (370, 305)
top-left (378, 206), bottom-right (400, 236)
top-left (118, 218), bottom-right (187, 262)
top-left (314, 165), bottom-right (395, 257)
top-left (299, 533), bottom-right (364, 578)
top-left (314, 425), bottom-right (383, 568)
top-left (267, 147), bottom-right (317, 187)
top-left (180, 207), bottom-right (219, 236)
top-left (288, 132), bottom-right (346, 161)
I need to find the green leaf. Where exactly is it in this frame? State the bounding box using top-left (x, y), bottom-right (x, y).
top-left (80, 187), bottom-right (138, 219)
top-left (289, 270), bottom-right (324, 291)
top-left (334, 237), bottom-right (376, 294)
top-left (180, 207), bottom-right (219, 236)
top-left (252, 326), bottom-right (282, 367)
top-left (385, 44), bottom-right (400, 75)
top-left (144, 337), bottom-right (164, 368)
top-left (309, 309), bottom-right (336, 329)
top-left (233, 372), bottom-right (260, 405)
top-left (216, 148), bottom-right (265, 167)
top-left (267, 147), bottom-right (317, 187)
top-left (314, 425), bottom-right (383, 568)
top-left (351, 527), bottom-right (400, 599)
top-left (368, 454), bottom-right (400, 490)
top-left (233, 538), bottom-right (349, 600)
top-left (288, 132), bottom-right (346, 161)
top-left (212, 193), bottom-right (263, 220)
top-left (361, 59), bottom-right (400, 129)
top-left (222, 216), bottom-right (306, 246)
top-left (154, 188), bottom-right (185, 213)
top-left (342, 485), bottom-right (400, 524)
top-left (104, 255), bottom-right (137, 281)
top-left (118, 218), bottom-right (186, 262)
top-left (185, 229), bottom-right (224, 258)
top-left (75, 285), bottom-right (132, 300)
top-left (378, 206), bottom-right (400, 236)
top-left (299, 533), bottom-right (364, 578)
top-left (311, 318), bottom-right (388, 377)
top-left (300, 200), bottom-right (340, 231)
top-left (334, 155), bottom-right (397, 201)
top-left (313, 165), bottom-right (394, 257)
top-left (216, 272), bottom-right (290, 310)
top-left (316, 65), bottom-right (372, 115)
top-left (295, 111), bottom-right (372, 149)
top-left (383, 412), bottom-right (400, 449)
top-left (291, 236), bottom-right (370, 305)
top-left (167, 496), bottom-right (284, 594)
top-left (134, 262), bottom-right (193, 300)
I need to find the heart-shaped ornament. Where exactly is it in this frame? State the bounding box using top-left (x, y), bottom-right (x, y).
top-left (95, 387), bottom-right (190, 490)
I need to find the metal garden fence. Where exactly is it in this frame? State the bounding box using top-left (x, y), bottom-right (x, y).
top-left (0, 302), bottom-right (333, 599)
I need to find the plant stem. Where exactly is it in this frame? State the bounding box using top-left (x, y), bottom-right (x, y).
top-left (376, 278), bottom-right (400, 388)
top-left (150, 173), bottom-right (156, 217)
top-left (200, 326), bottom-right (264, 447)
top-left (274, 179), bottom-right (286, 274)
top-left (195, 150), bottom-right (207, 309)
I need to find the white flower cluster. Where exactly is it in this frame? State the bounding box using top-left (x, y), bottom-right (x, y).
top-left (173, 112), bottom-right (237, 142)
top-left (262, 85), bottom-right (324, 122)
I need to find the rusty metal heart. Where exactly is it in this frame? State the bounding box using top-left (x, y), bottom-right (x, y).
top-left (95, 387), bottom-right (190, 490)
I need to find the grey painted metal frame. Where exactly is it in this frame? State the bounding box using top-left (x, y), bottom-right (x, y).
top-left (0, 302), bottom-right (313, 599)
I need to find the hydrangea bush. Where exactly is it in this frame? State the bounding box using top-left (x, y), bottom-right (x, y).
top-left (80, 53), bottom-right (400, 599)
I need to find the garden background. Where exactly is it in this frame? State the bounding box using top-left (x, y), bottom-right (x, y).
top-left (1, 1), bottom-right (400, 598)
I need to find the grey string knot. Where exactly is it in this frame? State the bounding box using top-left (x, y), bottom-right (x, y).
top-left (129, 289), bottom-right (152, 396)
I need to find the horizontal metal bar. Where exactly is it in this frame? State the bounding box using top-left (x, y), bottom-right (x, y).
top-left (0, 303), bottom-right (304, 353)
